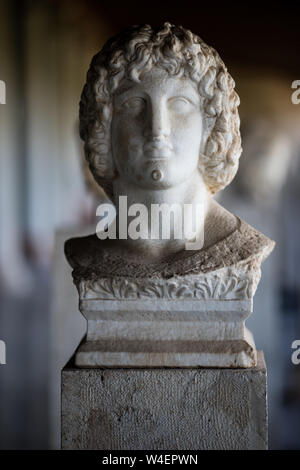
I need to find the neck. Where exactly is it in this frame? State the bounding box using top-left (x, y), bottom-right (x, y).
top-left (112, 171), bottom-right (210, 260)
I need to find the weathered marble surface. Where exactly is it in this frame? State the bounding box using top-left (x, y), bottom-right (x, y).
top-left (61, 351), bottom-right (267, 450)
top-left (65, 216), bottom-right (273, 282)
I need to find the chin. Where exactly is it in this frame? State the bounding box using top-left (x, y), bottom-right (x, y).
top-left (151, 161), bottom-right (188, 185)
top-left (121, 160), bottom-right (194, 190)
top-left (134, 172), bottom-right (190, 190)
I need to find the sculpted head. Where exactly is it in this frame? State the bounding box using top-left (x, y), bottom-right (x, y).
top-left (79, 22), bottom-right (242, 200)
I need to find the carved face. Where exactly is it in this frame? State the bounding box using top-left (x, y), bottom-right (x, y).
top-left (111, 68), bottom-right (203, 189)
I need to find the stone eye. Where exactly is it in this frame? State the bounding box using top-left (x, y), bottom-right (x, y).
top-left (168, 97), bottom-right (193, 112)
top-left (122, 97), bottom-right (145, 112)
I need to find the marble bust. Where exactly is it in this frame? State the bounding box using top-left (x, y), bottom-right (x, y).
top-left (65, 23), bottom-right (275, 368)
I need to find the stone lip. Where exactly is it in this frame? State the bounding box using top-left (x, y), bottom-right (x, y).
top-left (65, 349), bottom-right (265, 372)
top-left (74, 328), bottom-right (257, 369)
top-left (77, 338), bottom-right (254, 355)
top-left (65, 216), bottom-right (275, 282)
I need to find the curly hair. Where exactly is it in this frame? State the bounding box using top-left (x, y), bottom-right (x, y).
top-left (79, 22), bottom-right (242, 198)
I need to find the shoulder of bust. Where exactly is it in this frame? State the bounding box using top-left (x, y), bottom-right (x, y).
top-left (154, 217), bottom-right (275, 278)
top-left (64, 219), bottom-right (275, 281)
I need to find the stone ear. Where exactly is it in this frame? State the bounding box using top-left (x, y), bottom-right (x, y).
top-left (89, 148), bottom-right (117, 181)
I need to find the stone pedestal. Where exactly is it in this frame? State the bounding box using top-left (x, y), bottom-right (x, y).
top-left (61, 351), bottom-right (267, 450)
top-left (65, 218), bottom-right (275, 369)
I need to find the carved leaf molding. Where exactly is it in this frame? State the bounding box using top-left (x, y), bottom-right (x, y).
top-left (80, 274), bottom-right (254, 300)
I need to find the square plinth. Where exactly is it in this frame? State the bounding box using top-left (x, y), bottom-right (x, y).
top-left (61, 351), bottom-right (267, 450)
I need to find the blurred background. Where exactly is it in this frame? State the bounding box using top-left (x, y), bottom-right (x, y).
top-left (0, 0), bottom-right (300, 450)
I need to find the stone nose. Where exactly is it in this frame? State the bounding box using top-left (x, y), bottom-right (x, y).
top-left (144, 101), bottom-right (170, 139)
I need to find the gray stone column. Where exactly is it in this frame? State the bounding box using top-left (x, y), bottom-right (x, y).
top-left (61, 351), bottom-right (267, 450)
